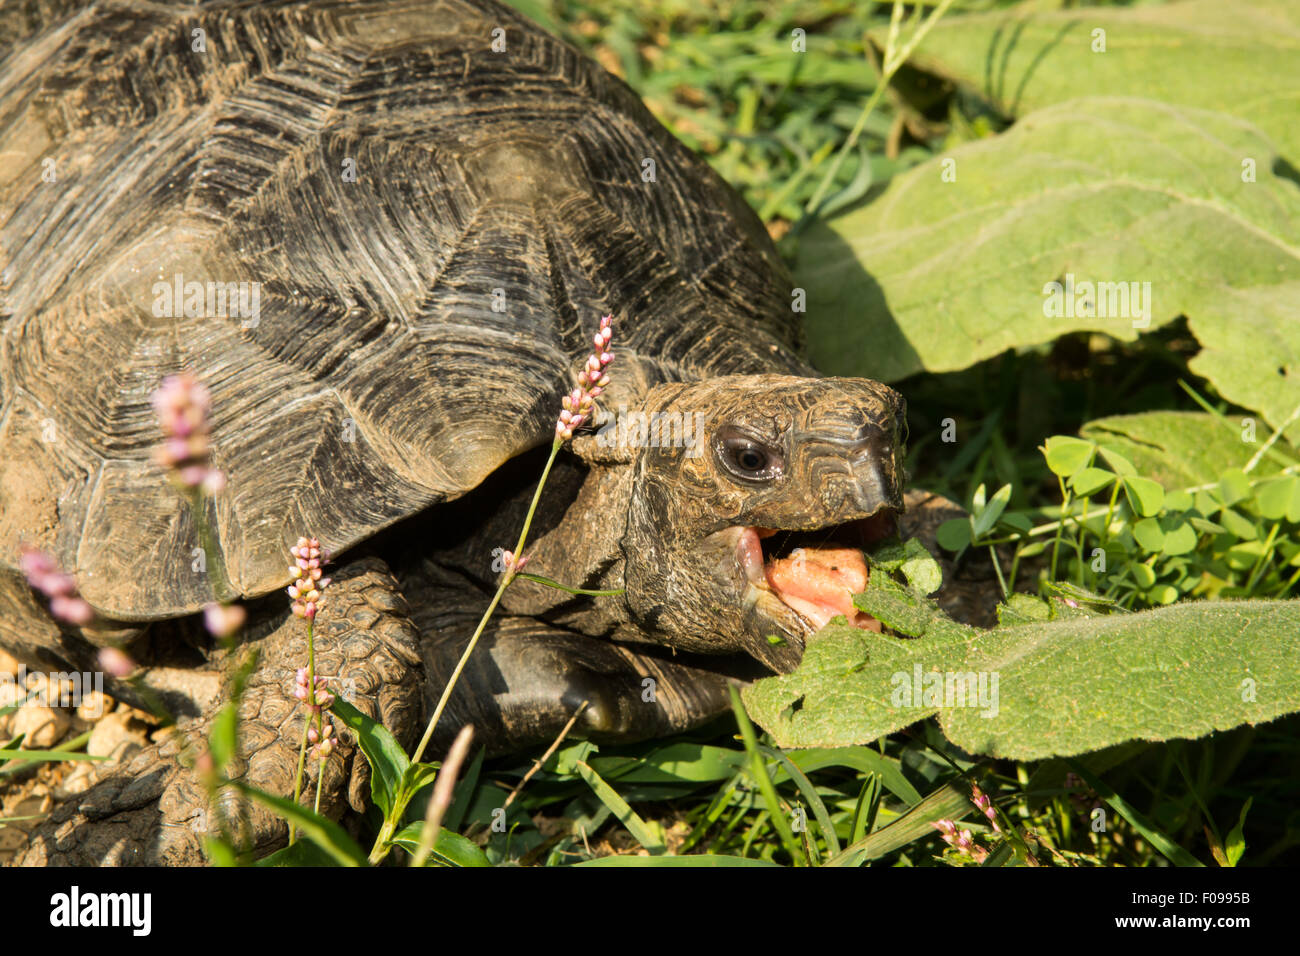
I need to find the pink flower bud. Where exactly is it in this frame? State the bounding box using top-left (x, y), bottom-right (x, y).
top-left (98, 646), bottom-right (135, 678)
top-left (50, 595), bottom-right (94, 625)
top-left (204, 602), bottom-right (246, 638)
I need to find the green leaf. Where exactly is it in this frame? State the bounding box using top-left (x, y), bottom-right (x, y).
top-left (1133, 515), bottom-right (1164, 554)
top-left (758, 744), bottom-right (841, 855)
top-left (1122, 476), bottom-right (1165, 518)
top-left (329, 697), bottom-right (409, 819)
top-left (744, 575), bottom-right (1300, 759)
top-left (208, 703), bottom-right (238, 771)
top-left (1129, 563), bottom-right (1157, 590)
top-left (893, 0), bottom-right (1300, 158)
top-left (590, 743), bottom-right (745, 785)
top-left (868, 537), bottom-right (944, 595)
top-left (796, 98), bottom-right (1300, 385)
top-left (1159, 519), bottom-right (1199, 557)
top-left (390, 822), bottom-right (491, 867)
top-left (575, 855), bottom-right (780, 868)
top-left (0, 749), bottom-right (103, 765)
top-left (1219, 469), bottom-right (1253, 508)
top-left (825, 781), bottom-right (973, 867)
top-left (1096, 446), bottom-right (1137, 477)
top-left (1043, 437), bottom-right (1094, 478)
top-left (575, 759), bottom-right (666, 855)
top-left (1188, 287), bottom-right (1300, 446)
top-left (204, 838), bottom-right (239, 867)
top-left (229, 780), bottom-right (367, 866)
top-left (997, 593), bottom-right (1052, 627)
top-left (1219, 508), bottom-right (1258, 541)
top-left (1255, 476), bottom-right (1298, 521)
top-left (255, 839), bottom-right (339, 867)
top-left (935, 518), bottom-right (971, 552)
top-left (1225, 798), bottom-right (1252, 867)
top-left (780, 747), bottom-right (922, 808)
top-left (1069, 467), bottom-right (1116, 498)
top-left (1080, 414), bottom-right (1286, 490)
top-left (971, 483), bottom-right (1012, 540)
top-left (1065, 761), bottom-right (1203, 868)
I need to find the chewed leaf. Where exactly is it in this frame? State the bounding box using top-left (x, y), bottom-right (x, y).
top-left (744, 575), bottom-right (1300, 759)
top-left (867, 537), bottom-right (944, 595)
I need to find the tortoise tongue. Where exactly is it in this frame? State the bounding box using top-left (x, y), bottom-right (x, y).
top-left (764, 545), bottom-right (880, 632)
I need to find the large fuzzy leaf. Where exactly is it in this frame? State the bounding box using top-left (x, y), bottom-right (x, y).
top-left (795, 97), bottom-right (1300, 384)
top-left (742, 576), bottom-right (1300, 759)
top-left (1186, 284), bottom-right (1300, 445)
top-left (889, 0), bottom-right (1300, 159)
top-left (1079, 411), bottom-right (1292, 489)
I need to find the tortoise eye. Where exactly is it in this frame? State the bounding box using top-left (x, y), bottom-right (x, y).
top-left (714, 426), bottom-right (783, 484)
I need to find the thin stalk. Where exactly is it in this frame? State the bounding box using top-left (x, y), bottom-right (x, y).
top-left (370, 440), bottom-right (567, 865)
top-left (1049, 478), bottom-right (1072, 582)
top-left (802, 0), bottom-right (956, 218)
top-left (289, 620), bottom-right (316, 842)
top-left (988, 544), bottom-right (1009, 600)
top-left (514, 573), bottom-right (624, 597)
top-left (1245, 521), bottom-right (1280, 594)
top-left (411, 439), bottom-right (562, 766)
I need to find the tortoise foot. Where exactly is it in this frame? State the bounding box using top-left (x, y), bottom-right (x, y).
top-left (12, 557), bottom-right (422, 866)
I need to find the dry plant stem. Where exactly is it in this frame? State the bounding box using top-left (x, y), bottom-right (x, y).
top-left (503, 699), bottom-right (590, 810)
top-left (411, 725), bottom-right (475, 867)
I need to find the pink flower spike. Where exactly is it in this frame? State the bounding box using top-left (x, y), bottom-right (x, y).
top-left (554, 316), bottom-right (616, 441)
top-left (152, 372), bottom-right (223, 495)
top-left (20, 546), bottom-right (95, 625)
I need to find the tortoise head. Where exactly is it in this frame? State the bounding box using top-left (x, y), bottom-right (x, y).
top-left (608, 374), bottom-right (906, 672)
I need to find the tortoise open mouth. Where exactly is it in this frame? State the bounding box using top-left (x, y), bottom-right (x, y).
top-left (735, 510), bottom-right (898, 633)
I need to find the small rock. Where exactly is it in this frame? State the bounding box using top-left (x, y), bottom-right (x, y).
top-left (0, 680), bottom-right (23, 739)
top-left (50, 713), bottom-right (148, 799)
top-left (10, 705), bottom-right (70, 749)
top-left (76, 690), bottom-right (112, 722)
top-left (88, 711), bottom-right (148, 760)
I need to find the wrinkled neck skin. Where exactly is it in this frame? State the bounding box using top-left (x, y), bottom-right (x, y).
top-left (495, 450), bottom-right (636, 638)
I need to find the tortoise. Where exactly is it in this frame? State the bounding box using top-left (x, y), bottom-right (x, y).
top-left (0, 0), bottom-right (993, 865)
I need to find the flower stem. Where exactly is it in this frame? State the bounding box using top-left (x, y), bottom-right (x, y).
top-left (371, 441), bottom-right (566, 866)
top-left (410, 439), bottom-right (562, 767)
top-left (288, 620), bottom-right (315, 842)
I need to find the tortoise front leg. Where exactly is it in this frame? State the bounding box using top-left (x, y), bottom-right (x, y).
top-left (421, 616), bottom-right (742, 756)
top-left (12, 557), bottom-right (422, 866)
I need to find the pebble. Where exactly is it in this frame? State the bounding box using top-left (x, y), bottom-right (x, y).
top-left (10, 705), bottom-right (70, 749)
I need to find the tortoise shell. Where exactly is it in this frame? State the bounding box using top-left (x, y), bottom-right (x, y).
top-left (0, 0), bottom-right (808, 621)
